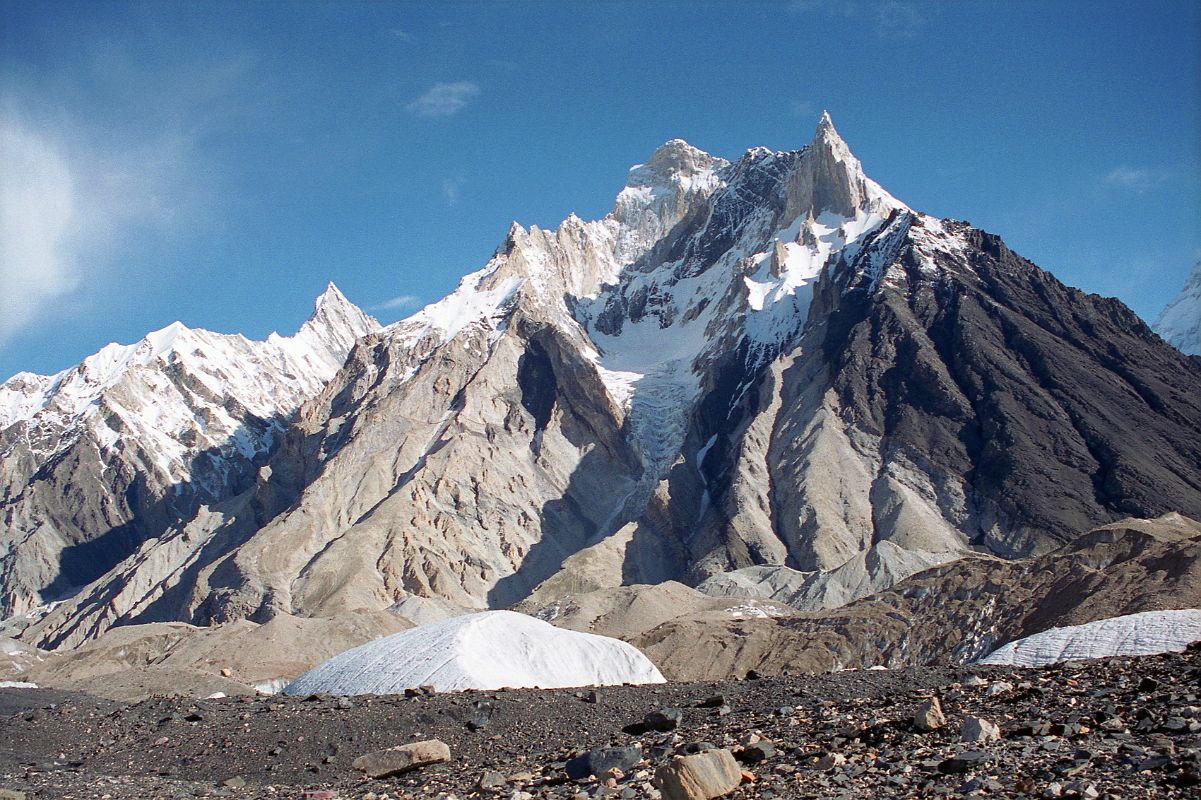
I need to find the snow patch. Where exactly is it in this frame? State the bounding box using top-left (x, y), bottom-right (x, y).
top-left (977, 609), bottom-right (1201, 667)
top-left (283, 610), bottom-right (665, 694)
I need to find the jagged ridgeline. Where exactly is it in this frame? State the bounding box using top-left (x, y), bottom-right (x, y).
top-left (3, 115), bottom-right (1200, 650)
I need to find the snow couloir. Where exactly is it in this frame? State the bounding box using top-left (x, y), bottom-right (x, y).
top-left (283, 611), bottom-right (665, 695)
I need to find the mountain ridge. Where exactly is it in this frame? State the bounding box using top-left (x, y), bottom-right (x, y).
top-left (0, 285), bottom-right (379, 624)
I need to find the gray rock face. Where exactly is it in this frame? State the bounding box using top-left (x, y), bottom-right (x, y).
top-left (5, 115), bottom-right (1201, 651)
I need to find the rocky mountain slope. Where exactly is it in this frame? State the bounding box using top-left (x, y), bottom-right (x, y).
top-left (1155, 260), bottom-right (1201, 356)
top-left (0, 286), bottom-right (379, 633)
top-left (4, 115), bottom-right (1200, 652)
top-left (633, 513), bottom-right (1201, 681)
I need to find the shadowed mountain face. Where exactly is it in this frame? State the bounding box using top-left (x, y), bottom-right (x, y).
top-left (4, 116), bottom-right (1200, 650)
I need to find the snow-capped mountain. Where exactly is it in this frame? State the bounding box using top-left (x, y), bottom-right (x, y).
top-left (8, 115), bottom-right (1201, 651)
top-left (1154, 260), bottom-right (1201, 356)
top-left (0, 285), bottom-right (379, 622)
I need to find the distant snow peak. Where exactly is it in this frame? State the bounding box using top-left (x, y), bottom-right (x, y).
top-left (314, 282), bottom-right (351, 311)
top-left (0, 285), bottom-right (380, 470)
top-left (1154, 260), bottom-right (1201, 356)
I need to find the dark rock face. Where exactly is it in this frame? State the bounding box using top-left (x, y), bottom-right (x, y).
top-left (820, 223), bottom-right (1201, 553)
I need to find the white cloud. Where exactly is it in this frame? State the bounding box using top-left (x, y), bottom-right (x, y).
top-left (0, 121), bottom-right (79, 347)
top-left (0, 108), bottom-right (204, 349)
top-left (407, 81), bottom-right (480, 118)
top-left (387, 28), bottom-right (415, 42)
top-left (790, 100), bottom-right (816, 118)
top-left (874, 0), bottom-right (924, 38)
top-left (1104, 166), bottom-right (1166, 194)
top-left (788, 0), bottom-right (927, 39)
top-left (373, 294), bottom-right (421, 311)
top-left (442, 176), bottom-right (466, 205)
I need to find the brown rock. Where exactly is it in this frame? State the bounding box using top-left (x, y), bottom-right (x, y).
top-left (914, 696), bottom-right (946, 732)
top-left (351, 739), bottom-right (451, 778)
top-left (654, 748), bottom-right (742, 800)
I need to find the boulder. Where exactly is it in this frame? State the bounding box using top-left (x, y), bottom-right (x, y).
top-left (914, 696), bottom-right (946, 732)
top-left (351, 739), bottom-right (451, 778)
top-left (961, 715), bottom-right (1001, 743)
top-left (654, 749), bottom-right (742, 800)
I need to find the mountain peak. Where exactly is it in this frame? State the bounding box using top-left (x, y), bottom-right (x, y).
top-left (632, 139), bottom-right (722, 185)
top-left (297, 282), bottom-right (380, 357)
top-left (809, 110), bottom-right (854, 163)
top-left (314, 282), bottom-right (350, 312)
top-left (1154, 260), bottom-right (1201, 356)
top-left (782, 113), bottom-right (905, 220)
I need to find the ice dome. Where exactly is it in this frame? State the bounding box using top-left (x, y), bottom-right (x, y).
top-left (283, 610), bottom-right (665, 695)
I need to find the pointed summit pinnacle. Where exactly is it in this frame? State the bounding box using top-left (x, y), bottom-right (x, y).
top-left (811, 110), bottom-right (851, 159)
top-left (314, 282), bottom-right (350, 312)
top-left (782, 112), bottom-right (906, 220)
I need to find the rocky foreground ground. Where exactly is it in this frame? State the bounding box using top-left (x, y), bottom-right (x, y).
top-left (2, 646), bottom-right (1200, 800)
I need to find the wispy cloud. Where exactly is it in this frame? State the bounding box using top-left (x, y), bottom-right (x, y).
top-left (0, 111), bottom-right (202, 348)
top-left (1103, 166), bottom-right (1166, 194)
top-left (0, 121), bottom-right (79, 347)
top-left (788, 0), bottom-right (927, 39)
top-left (373, 294), bottom-right (421, 312)
top-left (406, 81), bottom-right (480, 118)
top-left (0, 43), bottom-right (254, 352)
top-left (790, 99), bottom-right (816, 118)
top-left (874, 0), bottom-right (924, 38)
top-left (386, 28), bottom-right (415, 42)
top-left (441, 176), bottom-right (466, 205)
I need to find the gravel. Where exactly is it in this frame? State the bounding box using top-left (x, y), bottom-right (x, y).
top-left (2, 646), bottom-right (1200, 798)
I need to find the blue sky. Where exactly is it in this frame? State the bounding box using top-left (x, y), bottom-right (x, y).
top-left (2, 0), bottom-right (1199, 379)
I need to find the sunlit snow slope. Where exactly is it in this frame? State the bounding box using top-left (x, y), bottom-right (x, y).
top-left (1155, 261), bottom-right (1201, 356)
top-left (283, 610), bottom-right (665, 694)
top-left (977, 609), bottom-right (1201, 667)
